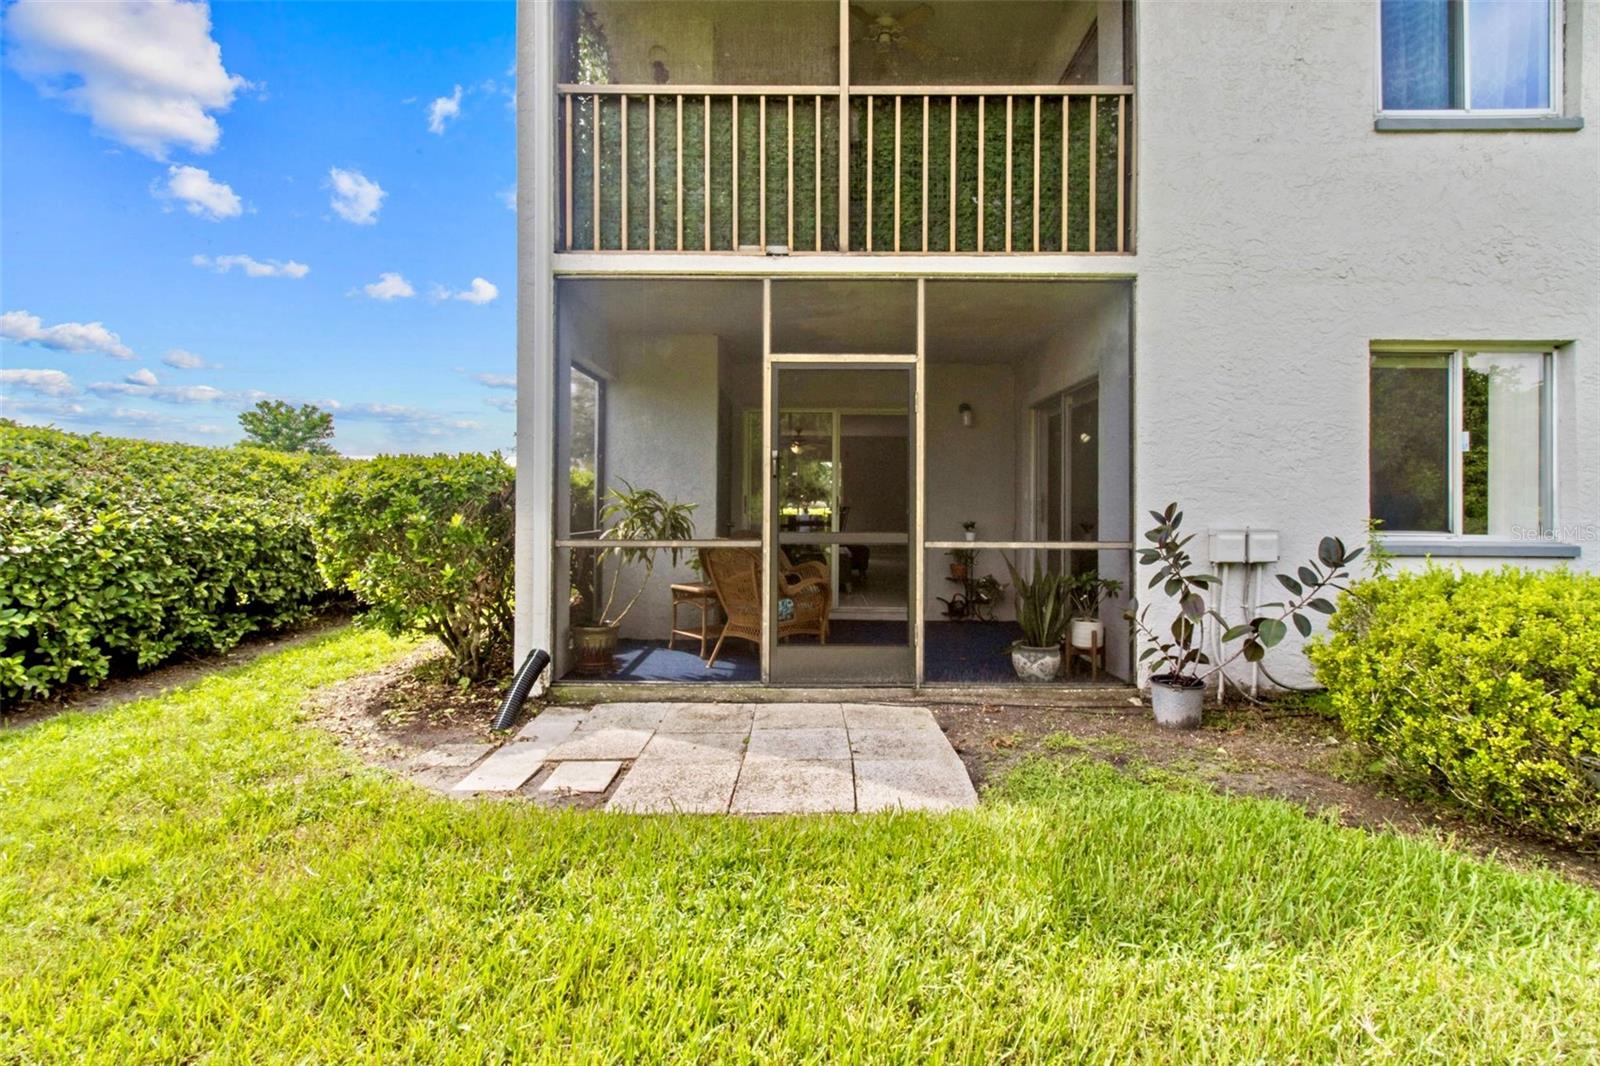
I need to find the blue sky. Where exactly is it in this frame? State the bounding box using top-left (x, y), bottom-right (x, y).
top-left (0, 0), bottom-right (517, 456)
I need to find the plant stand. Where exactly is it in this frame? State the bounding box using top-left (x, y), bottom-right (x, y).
top-left (941, 572), bottom-right (999, 622)
top-left (668, 582), bottom-right (719, 658)
top-left (1066, 628), bottom-right (1103, 681)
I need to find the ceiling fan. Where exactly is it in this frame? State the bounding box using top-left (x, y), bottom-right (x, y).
top-left (849, 4), bottom-right (938, 61)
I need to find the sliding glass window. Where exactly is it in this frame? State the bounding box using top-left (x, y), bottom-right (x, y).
top-left (1370, 349), bottom-right (1553, 538)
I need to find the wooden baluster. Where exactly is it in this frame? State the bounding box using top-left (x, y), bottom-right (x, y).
top-left (620, 95), bottom-right (628, 250)
top-left (591, 94), bottom-right (600, 250)
top-left (866, 95), bottom-right (873, 252)
top-left (647, 95), bottom-right (656, 251)
top-left (759, 96), bottom-right (767, 248)
top-left (787, 95), bottom-right (795, 252)
top-left (703, 95), bottom-right (711, 250)
top-left (731, 96), bottom-right (739, 248)
top-left (675, 94), bottom-right (684, 252)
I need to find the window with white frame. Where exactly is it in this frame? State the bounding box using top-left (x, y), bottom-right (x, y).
top-left (1370, 349), bottom-right (1553, 537)
top-left (1380, 0), bottom-right (1559, 113)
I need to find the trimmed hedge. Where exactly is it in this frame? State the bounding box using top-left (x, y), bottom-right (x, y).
top-left (1309, 567), bottom-right (1600, 843)
top-left (1, 422), bottom-right (339, 701)
top-left (310, 453), bottom-right (515, 682)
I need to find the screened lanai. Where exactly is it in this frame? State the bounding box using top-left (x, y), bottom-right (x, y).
top-left (552, 276), bottom-right (1132, 687)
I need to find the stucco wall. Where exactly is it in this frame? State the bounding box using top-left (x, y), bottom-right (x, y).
top-left (1133, 0), bottom-right (1600, 684)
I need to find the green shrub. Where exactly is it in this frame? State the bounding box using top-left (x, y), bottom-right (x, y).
top-left (0, 422), bottom-right (337, 701)
top-left (1309, 567), bottom-right (1600, 843)
top-left (311, 453), bottom-right (514, 682)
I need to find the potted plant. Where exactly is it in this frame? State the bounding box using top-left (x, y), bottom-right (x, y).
top-left (946, 546), bottom-right (975, 581)
top-left (1127, 503), bottom-right (1361, 728)
top-left (962, 520), bottom-right (978, 542)
top-left (1064, 572), bottom-right (1123, 650)
top-left (1003, 556), bottom-right (1070, 681)
top-left (570, 481), bottom-right (697, 674)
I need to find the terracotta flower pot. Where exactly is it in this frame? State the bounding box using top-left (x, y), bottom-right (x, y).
top-left (571, 623), bottom-right (619, 675)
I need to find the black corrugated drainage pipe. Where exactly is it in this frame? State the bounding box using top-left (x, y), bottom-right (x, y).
top-left (493, 648), bottom-right (550, 731)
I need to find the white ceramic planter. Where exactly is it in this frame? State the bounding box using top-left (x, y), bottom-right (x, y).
top-left (1150, 677), bottom-right (1204, 729)
top-left (1068, 618), bottom-right (1103, 649)
top-left (1010, 643), bottom-right (1062, 682)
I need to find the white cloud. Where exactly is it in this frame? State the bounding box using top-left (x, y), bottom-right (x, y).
top-left (331, 401), bottom-right (483, 440)
top-left (359, 272), bottom-right (415, 301)
top-left (192, 253), bottom-right (309, 278)
top-left (0, 367), bottom-right (79, 398)
top-left (159, 164), bottom-right (241, 220)
top-left (88, 380), bottom-right (227, 404)
top-left (1, 309), bottom-right (134, 359)
top-left (328, 167), bottom-right (384, 224)
top-left (473, 373), bottom-right (515, 389)
top-left (483, 395), bottom-right (516, 412)
top-left (499, 185), bottom-right (517, 212)
top-left (3, 0), bottom-right (247, 159)
top-left (126, 367), bottom-right (159, 386)
top-left (435, 277), bottom-right (499, 305)
top-left (427, 84), bottom-right (462, 134)
top-left (162, 347), bottom-right (217, 370)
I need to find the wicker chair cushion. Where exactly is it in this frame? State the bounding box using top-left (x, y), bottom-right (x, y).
top-left (777, 597), bottom-right (795, 621)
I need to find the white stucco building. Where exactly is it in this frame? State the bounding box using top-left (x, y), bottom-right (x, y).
top-left (517, 0), bottom-right (1597, 695)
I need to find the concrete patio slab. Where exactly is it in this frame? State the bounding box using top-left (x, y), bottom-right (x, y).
top-left (546, 726), bottom-right (655, 761)
top-left (854, 757), bottom-right (978, 812)
top-left (848, 726), bottom-right (957, 760)
top-left (754, 702), bottom-right (846, 730)
top-left (450, 701), bottom-right (976, 815)
top-left (731, 755), bottom-right (855, 814)
top-left (609, 757), bottom-right (742, 813)
top-left (747, 726), bottom-right (851, 760)
top-left (657, 703), bottom-right (755, 734)
top-left (842, 703), bottom-right (944, 733)
top-left (411, 742), bottom-right (495, 770)
top-left (637, 731), bottom-right (748, 762)
top-left (539, 760), bottom-right (623, 794)
top-left (452, 740), bottom-right (554, 793)
top-left (516, 709), bottom-right (585, 741)
top-left (577, 703), bottom-right (675, 731)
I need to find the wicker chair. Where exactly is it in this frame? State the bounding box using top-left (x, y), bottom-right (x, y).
top-left (699, 547), bottom-right (829, 666)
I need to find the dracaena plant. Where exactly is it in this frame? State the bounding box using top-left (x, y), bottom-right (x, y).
top-left (591, 481), bottom-right (697, 628)
top-left (1125, 503), bottom-right (1362, 686)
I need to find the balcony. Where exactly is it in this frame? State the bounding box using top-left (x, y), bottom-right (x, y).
top-left (557, 84), bottom-right (1131, 255)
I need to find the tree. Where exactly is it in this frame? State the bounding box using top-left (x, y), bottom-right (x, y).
top-left (238, 400), bottom-right (335, 454)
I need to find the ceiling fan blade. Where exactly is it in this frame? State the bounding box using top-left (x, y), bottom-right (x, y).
top-left (849, 4), bottom-right (877, 32)
top-left (903, 37), bottom-right (940, 61)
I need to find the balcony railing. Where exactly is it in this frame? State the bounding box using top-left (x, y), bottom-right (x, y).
top-left (557, 84), bottom-right (1132, 255)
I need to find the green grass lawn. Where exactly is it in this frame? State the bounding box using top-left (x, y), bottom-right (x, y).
top-left (4, 626), bottom-right (1598, 1062)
